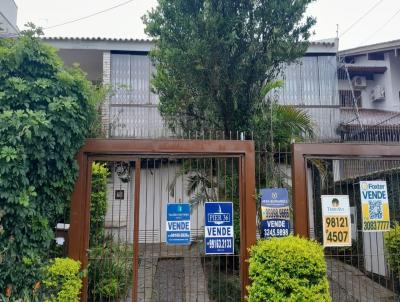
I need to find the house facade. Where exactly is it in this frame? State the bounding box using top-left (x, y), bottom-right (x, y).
top-left (44, 37), bottom-right (341, 141)
top-left (43, 37), bottom-right (341, 245)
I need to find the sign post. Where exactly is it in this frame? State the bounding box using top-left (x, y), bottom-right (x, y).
top-left (204, 202), bottom-right (234, 255)
top-left (166, 203), bottom-right (191, 245)
top-left (360, 181), bottom-right (390, 232)
top-left (260, 188), bottom-right (290, 238)
top-left (322, 195), bottom-right (351, 247)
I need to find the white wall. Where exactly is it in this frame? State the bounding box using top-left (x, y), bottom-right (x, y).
top-left (103, 163), bottom-right (206, 244)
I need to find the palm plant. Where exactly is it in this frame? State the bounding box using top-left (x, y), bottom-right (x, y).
top-left (168, 160), bottom-right (220, 207)
top-left (252, 80), bottom-right (315, 152)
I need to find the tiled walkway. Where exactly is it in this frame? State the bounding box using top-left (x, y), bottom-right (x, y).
top-left (135, 243), bottom-right (209, 302)
top-left (327, 258), bottom-right (398, 302)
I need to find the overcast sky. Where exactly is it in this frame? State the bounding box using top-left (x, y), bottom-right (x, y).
top-left (14, 0), bottom-right (400, 50)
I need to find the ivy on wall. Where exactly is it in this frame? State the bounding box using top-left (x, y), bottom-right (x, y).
top-left (0, 26), bottom-right (102, 295)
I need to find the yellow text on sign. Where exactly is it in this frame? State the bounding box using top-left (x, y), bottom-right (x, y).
top-left (323, 215), bottom-right (351, 247)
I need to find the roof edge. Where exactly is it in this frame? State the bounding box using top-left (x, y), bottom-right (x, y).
top-left (339, 38), bottom-right (400, 56)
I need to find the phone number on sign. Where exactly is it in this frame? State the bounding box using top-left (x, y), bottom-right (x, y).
top-left (264, 208), bottom-right (289, 219)
top-left (326, 231), bottom-right (348, 242)
top-left (363, 220), bottom-right (389, 230)
top-left (263, 228), bottom-right (289, 237)
top-left (207, 239), bottom-right (232, 249)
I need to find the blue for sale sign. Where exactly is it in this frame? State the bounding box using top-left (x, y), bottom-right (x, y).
top-left (204, 202), bottom-right (234, 254)
top-left (166, 203), bottom-right (191, 245)
top-left (260, 188), bottom-right (290, 238)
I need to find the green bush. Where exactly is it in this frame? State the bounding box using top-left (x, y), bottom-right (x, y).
top-left (0, 290), bottom-right (43, 302)
top-left (0, 26), bottom-right (103, 294)
top-left (384, 222), bottom-right (400, 275)
top-left (247, 236), bottom-right (331, 302)
top-left (88, 238), bottom-right (133, 300)
top-left (90, 163), bottom-right (109, 247)
top-left (42, 258), bottom-right (83, 302)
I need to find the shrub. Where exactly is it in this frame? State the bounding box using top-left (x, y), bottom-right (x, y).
top-left (0, 289), bottom-right (43, 302)
top-left (0, 26), bottom-right (103, 294)
top-left (88, 238), bottom-right (133, 300)
top-left (384, 222), bottom-right (400, 275)
top-left (42, 258), bottom-right (83, 302)
top-left (247, 236), bottom-right (331, 302)
top-left (90, 163), bottom-right (109, 247)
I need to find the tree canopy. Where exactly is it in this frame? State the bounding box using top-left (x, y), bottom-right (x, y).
top-left (144, 0), bottom-right (316, 137)
top-left (0, 27), bottom-right (102, 295)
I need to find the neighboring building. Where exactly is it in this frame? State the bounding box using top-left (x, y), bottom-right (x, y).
top-left (0, 0), bottom-right (18, 36)
top-left (338, 39), bottom-right (400, 142)
top-left (335, 40), bottom-right (400, 278)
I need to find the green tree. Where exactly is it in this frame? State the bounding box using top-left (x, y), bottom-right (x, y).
top-left (0, 26), bottom-right (102, 296)
top-left (144, 0), bottom-right (316, 138)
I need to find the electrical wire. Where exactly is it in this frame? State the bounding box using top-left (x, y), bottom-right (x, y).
top-left (339, 0), bottom-right (384, 37)
top-left (43, 0), bottom-right (135, 30)
top-left (359, 5), bottom-right (400, 45)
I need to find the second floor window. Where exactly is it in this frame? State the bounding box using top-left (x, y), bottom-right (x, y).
top-left (109, 52), bottom-right (166, 137)
top-left (340, 90), bottom-right (362, 108)
top-left (110, 52), bottom-right (157, 105)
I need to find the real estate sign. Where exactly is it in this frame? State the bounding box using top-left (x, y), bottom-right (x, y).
top-left (204, 202), bottom-right (234, 255)
top-left (360, 181), bottom-right (390, 232)
top-left (260, 188), bottom-right (290, 238)
top-left (166, 203), bottom-right (191, 245)
top-left (322, 195), bottom-right (351, 247)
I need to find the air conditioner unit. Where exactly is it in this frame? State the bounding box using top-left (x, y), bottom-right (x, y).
top-left (370, 85), bottom-right (385, 101)
top-left (352, 76), bottom-right (367, 88)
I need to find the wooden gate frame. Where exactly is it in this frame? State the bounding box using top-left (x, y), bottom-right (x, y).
top-left (292, 143), bottom-right (400, 237)
top-left (68, 139), bottom-right (256, 302)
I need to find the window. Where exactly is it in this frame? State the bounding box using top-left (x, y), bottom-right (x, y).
top-left (110, 53), bottom-right (156, 105)
top-left (368, 52), bottom-right (385, 61)
top-left (340, 90), bottom-right (362, 108)
top-left (109, 53), bottom-right (166, 137)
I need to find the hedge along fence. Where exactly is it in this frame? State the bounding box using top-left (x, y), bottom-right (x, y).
top-left (89, 162), bottom-right (109, 247)
top-left (0, 257), bottom-right (83, 302)
top-left (247, 236), bottom-right (331, 302)
top-left (384, 223), bottom-right (400, 276)
top-left (88, 162), bottom-right (133, 300)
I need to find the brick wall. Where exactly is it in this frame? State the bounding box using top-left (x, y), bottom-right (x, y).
top-left (101, 51), bottom-right (111, 138)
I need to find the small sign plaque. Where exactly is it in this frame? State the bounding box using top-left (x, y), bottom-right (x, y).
top-left (115, 190), bottom-right (124, 200)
